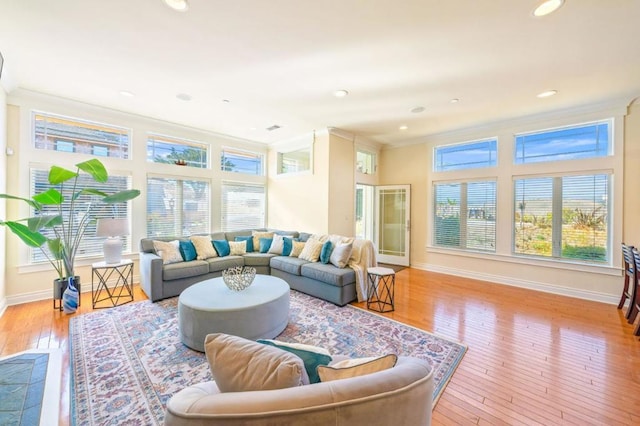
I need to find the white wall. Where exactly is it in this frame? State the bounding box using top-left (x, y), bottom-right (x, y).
top-left (0, 84), bottom-right (7, 315)
top-left (3, 89), bottom-right (267, 305)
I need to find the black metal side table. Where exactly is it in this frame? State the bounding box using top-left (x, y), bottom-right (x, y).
top-left (91, 260), bottom-right (134, 309)
top-left (366, 267), bottom-right (395, 313)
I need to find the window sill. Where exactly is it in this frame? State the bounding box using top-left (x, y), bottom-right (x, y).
top-left (426, 246), bottom-right (620, 276)
top-left (17, 253), bottom-right (139, 275)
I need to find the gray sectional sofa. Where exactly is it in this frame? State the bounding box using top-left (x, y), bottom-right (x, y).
top-left (139, 229), bottom-right (359, 306)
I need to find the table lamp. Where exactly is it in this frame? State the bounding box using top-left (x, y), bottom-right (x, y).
top-left (96, 218), bottom-right (129, 264)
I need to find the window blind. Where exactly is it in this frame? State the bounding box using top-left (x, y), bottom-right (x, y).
top-left (221, 182), bottom-right (265, 231)
top-left (146, 176), bottom-right (210, 237)
top-left (30, 169), bottom-right (132, 264)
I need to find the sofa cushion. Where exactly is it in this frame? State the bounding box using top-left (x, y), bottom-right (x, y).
top-left (317, 354), bottom-right (398, 382)
top-left (206, 256), bottom-right (244, 273)
top-left (243, 252), bottom-right (276, 267)
top-left (153, 240), bottom-right (183, 264)
top-left (289, 241), bottom-right (305, 257)
top-left (212, 239), bottom-right (231, 257)
top-left (257, 339), bottom-right (332, 384)
top-left (207, 256), bottom-right (244, 272)
top-left (259, 237), bottom-right (273, 253)
top-left (330, 241), bottom-right (353, 268)
top-left (282, 237), bottom-right (293, 256)
top-left (320, 241), bottom-right (333, 264)
top-left (234, 236), bottom-right (254, 252)
top-left (301, 262), bottom-right (355, 287)
top-left (204, 333), bottom-right (306, 392)
top-left (178, 240), bottom-right (197, 262)
top-left (268, 234), bottom-right (286, 255)
top-left (190, 236), bottom-right (218, 260)
top-left (252, 231), bottom-right (274, 252)
top-left (299, 240), bottom-right (323, 262)
top-left (270, 256), bottom-right (309, 276)
top-left (229, 240), bottom-right (247, 255)
top-left (163, 260), bottom-right (210, 281)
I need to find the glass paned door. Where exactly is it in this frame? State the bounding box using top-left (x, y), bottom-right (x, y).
top-left (375, 185), bottom-right (410, 266)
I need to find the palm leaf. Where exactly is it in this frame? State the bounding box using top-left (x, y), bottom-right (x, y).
top-left (103, 189), bottom-right (141, 203)
top-left (77, 159), bottom-right (108, 183)
top-left (48, 166), bottom-right (78, 185)
top-left (33, 189), bottom-right (63, 205)
top-left (4, 221), bottom-right (47, 247)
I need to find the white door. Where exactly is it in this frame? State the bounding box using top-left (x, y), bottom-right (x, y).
top-left (375, 185), bottom-right (410, 266)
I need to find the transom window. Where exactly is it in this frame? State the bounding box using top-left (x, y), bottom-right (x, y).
top-left (356, 150), bottom-right (377, 175)
top-left (33, 112), bottom-right (130, 158)
top-left (220, 147), bottom-right (263, 175)
top-left (434, 139), bottom-right (497, 172)
top-left (147, 134), bottom-right (208, 168)
top-left (514, 121), bottom-right (610, 164)
top-left (278, 147), bottom-right (311, 174)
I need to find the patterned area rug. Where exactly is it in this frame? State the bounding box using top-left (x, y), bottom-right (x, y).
top-left (70, 290), bottom-right (466, 425)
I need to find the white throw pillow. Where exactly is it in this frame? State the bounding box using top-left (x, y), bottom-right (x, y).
top-left (317, 354), bottom-right (397, 382)
top-left (299, 240), bottom-right (323, 262)
top-left (268, 234), bottom-right (285, 255)
top-left (190, 235), bottom-right (218, 260)
top-left (229, 240), bottom-right (247, 255)
top-left (153, 240), bottom-right (183, 264)
top-left (329, 241), bottom-right (354, 268)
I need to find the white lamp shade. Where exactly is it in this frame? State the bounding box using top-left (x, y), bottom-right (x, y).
top-left (96, 218), bottom-right (129, 237)
top-left (97, 218), bottom-right (129, 264)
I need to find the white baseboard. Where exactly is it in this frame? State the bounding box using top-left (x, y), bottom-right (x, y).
top-left (410, 262), bottom-right (619, 305)
top-left (3, 274), bottom-right (140, 308)
top-left (0, 297), bottom-right (7, 318)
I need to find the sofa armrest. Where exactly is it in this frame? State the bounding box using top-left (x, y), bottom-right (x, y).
top-left (139, 251), bottom-right (164, 302)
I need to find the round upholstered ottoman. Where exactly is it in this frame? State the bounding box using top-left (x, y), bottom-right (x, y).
top-left (178, 275), bottom-right (290, 352)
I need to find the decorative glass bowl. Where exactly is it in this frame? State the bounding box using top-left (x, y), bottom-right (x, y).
top-left (222, 266), bottom-right (256, 291)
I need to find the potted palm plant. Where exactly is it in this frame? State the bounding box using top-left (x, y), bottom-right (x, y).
top-left (0, 158), bottom-right (140, 312)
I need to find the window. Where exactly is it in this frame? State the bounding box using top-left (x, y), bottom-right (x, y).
top-left (434, 139), bottom-right (497, 172)
top-left (433, 180), bottom-right (496, 251)
top-left (221, 182), bottom-right (265, 231)
top-left (30, 169), bottom-right (132, 264)
top-left (147, 134), bottom-right (208, 168)
top-left (146, 176), bottom-right (210, 237)
top-left (514, 174), bottom-right (609, 262)
top-left (356, 150), bottom-right (376, 175)
top-left (515, 121), bottom-right (609, 164)
top-left (220, 147), bottom-right (263, 175)
top-left (278, 147), bottom-right (311, 174)
top-left (34, 112), bottom-right (129, 158)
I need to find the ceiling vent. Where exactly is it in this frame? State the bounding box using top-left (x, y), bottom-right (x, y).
top-left (266, 125), bottom-right (281, 131)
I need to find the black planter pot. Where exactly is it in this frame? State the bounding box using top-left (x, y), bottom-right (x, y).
top-left (53, 276), bottom-right (81, 311)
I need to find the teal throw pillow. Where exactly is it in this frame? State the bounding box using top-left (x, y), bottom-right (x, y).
top-left (212, 239), bottom-right (231, 257)
top-left (259, 237), bottom-right (273, 253)
top-left (179, 240), bottom-right (197, 261)
top-left (235, 236), bottom-right (254, 252)
top-left (257, 340), bottom-right (332, 384)
top-left (320, 241), bottom-right (333, 264)
top-left (282, 237), bottom-right (293, 256)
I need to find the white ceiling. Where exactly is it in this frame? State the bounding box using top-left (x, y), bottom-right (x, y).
top-left (1, 0), bottom-right (639, 146)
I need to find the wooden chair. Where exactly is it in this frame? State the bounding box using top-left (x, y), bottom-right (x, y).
top-left (618, 243), bottom-right (637, 322)
top-left (631, 247), bottom-right (640, 336)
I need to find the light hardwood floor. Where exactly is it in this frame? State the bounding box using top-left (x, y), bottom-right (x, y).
top-left (1, 268), bottom-right (639, 425)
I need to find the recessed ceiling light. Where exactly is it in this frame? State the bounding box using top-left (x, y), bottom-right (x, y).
top-left (119, 90), bottom-right (134, 97)
top-left (334, 90), bottom-right (349, 98)
top-left (164, 0), bottom-right (189, 12)
top-left (222, 99), bottom-right (231, 103)
top-left (176, 93), bottom-right (192, 101)
top-left (399, 125), bottom-right (408, 130)
top-left (533, 0), bottom-right (564, 17)
top-left (411, 106), bottom-right (425, 113)
top-left (537, 90), bottom-right (558, 98)
top-left (450, 98), bottom-right (460, 103)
